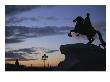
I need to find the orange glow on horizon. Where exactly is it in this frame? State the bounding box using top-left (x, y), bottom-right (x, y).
top-left (5, 59), bottom-right (62, 67)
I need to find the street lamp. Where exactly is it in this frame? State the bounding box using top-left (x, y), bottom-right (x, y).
top-left (42, 54), bottom-right (48, 68)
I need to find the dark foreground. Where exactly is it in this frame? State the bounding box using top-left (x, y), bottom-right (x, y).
top-left (5, 64), bottom-right (56, 71)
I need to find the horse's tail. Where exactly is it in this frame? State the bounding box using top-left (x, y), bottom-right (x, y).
top-left (96, 31), bottom-right (106, 49)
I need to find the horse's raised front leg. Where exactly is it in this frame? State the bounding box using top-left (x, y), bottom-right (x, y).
top-left (68, 30), bottom-right (74, 37)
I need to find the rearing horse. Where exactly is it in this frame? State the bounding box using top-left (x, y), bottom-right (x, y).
top-left (68, 16), bottom-right (106, 49)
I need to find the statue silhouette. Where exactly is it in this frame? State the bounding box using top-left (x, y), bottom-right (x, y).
top-left (68, 13), bottom-right (106, 49)
top-left (15, 59), bottom-right (19, 66)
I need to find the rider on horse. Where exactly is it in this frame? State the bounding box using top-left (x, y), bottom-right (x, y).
top-left (68, 13), bottom-right (96, 44)
top-left (68, 13), bottom-right (106, 49)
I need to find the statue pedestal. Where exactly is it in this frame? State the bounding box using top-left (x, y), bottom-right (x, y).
top-left (58, 43), bottom-right (106, 71)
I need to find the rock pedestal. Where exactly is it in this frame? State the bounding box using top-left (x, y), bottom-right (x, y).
top-left (58, 43), bottom-right (106, 71)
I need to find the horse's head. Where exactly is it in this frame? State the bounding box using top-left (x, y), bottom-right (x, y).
top-left (73, 16), bottom-right (84, 24)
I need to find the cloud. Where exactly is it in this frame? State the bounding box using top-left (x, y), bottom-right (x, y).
top-left (5, 16), bottom-right (60, 26)
top-left (5, 47), bottom-right (59, 61)
top-left (5, 38), bottom-right (23, 43)
top-left (6, 16), bottom-right (40, 24)
top-left (5, 5), bottom-right (40, 15)
top-left (5, 5), bottom-right (56, 15)
top-left (38, 16), bottom-right (59, 21)
top-left (6, 16), bottom-right (59, 25)
top-left (5, 48), bottom-right (36, 60)
top-left (5, 26), bottom-right (72, 43)
top-left (5, 51), bottom-right (26, 60)
top-left (14, 48), bottom-right (36, 54)
top-left (46, 50), bottom-right (59, 53)
top-left (12, 47), bottom-right (58, 54)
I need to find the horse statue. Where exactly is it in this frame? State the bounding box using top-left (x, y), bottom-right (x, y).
top-left (68, 14), bottom-right (106, 49)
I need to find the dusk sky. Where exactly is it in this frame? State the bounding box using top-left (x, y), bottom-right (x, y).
top-left (5, 5), bottom-right (106, 67)
top-left (6, 5), bottom-right (106, 27)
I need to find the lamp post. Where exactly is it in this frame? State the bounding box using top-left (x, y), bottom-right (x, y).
top-left (42, 54), bottom-right (48, 68)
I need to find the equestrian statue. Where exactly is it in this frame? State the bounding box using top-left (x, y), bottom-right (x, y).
top-left (68, 13), bottom-right (106, 49)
